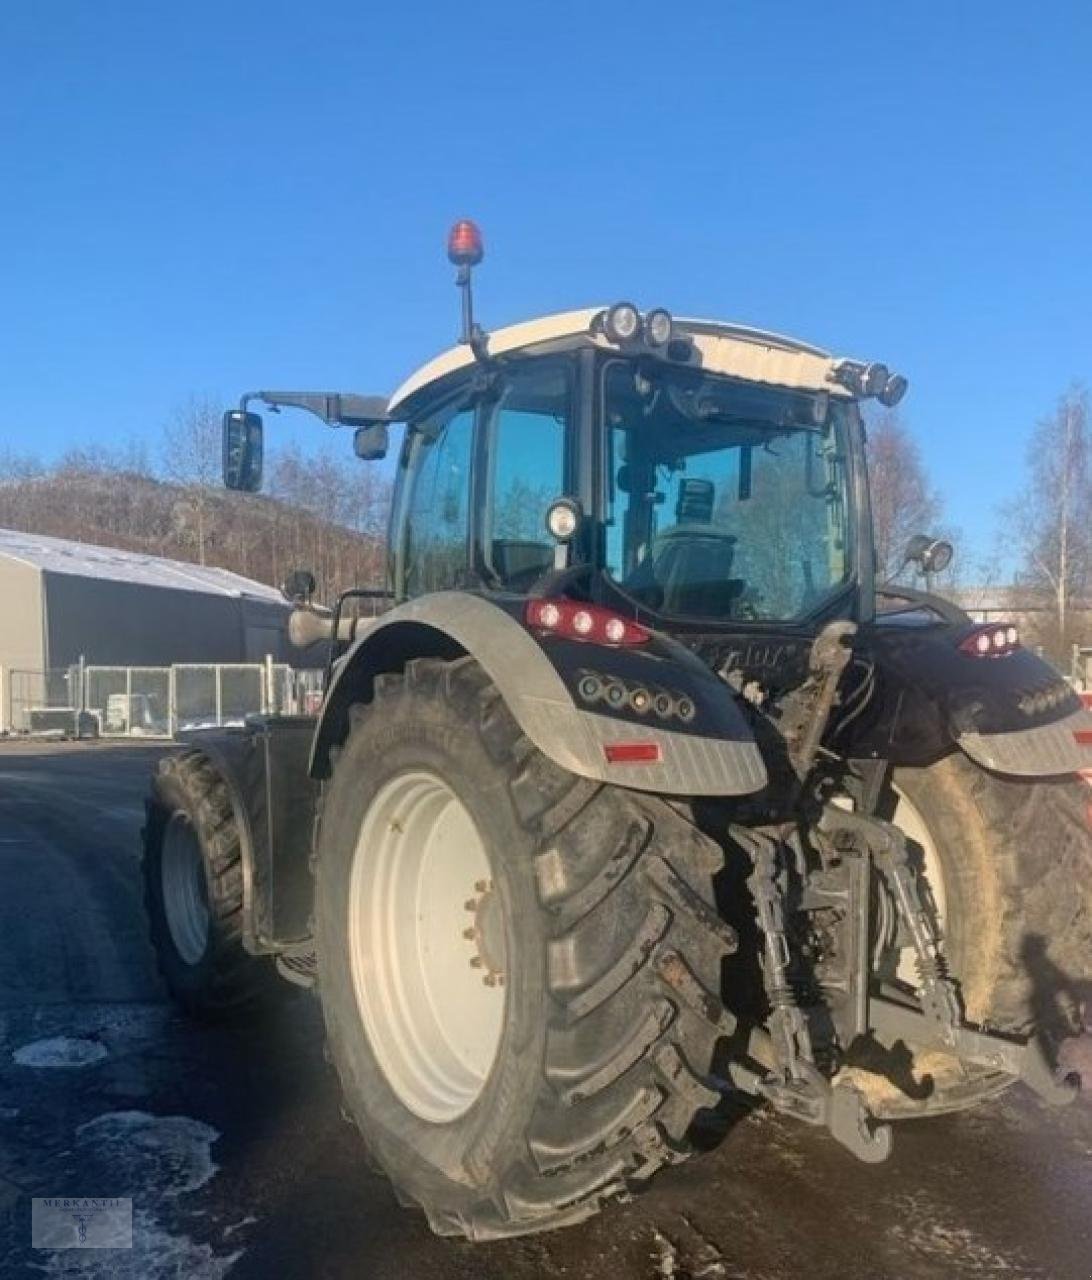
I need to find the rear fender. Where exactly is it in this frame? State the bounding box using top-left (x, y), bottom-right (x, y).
top-left (172, 719), bottom-right (318, 952)
top-left (311, 592), bottom-right (767, 797)
top-left (848, 623), bottom-right (1092, 777)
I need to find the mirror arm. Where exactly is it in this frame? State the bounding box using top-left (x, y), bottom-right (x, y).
top-left (240, 390), bottom-right (393, 429)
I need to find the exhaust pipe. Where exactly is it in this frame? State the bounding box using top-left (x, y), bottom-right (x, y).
top-left (288, 607), bottom-right (363, 649)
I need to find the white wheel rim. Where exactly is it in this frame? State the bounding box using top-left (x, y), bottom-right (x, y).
top-left (349, 770), bottom-right (507, 1124)
top-left (161, 813), bottom-right (211, 966)
top-left (890, 786), bottom-right (949, 988)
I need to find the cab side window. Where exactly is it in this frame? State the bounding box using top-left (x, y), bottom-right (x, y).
top-left (400, 403), bottom-right (475, 597)
top-left (484, 363), bottom-right (572, 590)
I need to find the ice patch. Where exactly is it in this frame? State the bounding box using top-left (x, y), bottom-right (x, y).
top-left (223, 1215), bottom-right (258, 1237)
top-left (29, 1113), bottom-right (241, 1279)
top-left (74, 1111), bottom-right (221, 1196)
top-left (13, 1038), bottom-right (108, 1068)
top-left (33, 1209), bottom-right (241, 1279)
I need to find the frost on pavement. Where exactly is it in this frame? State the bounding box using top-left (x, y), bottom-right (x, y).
top-left (74, 1111), bottom-right (221, 1196)
top-left (34, 1210), bottom-right (241, 1280)
top-left (33, 1111), bottom-right (242, 1279)
top-left (13, 1038), bottom-right (108, 1068)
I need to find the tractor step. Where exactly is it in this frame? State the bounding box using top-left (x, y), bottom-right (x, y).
top-left (276, 947), bottom-right (317, 989)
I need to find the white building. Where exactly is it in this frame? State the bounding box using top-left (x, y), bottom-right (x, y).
top-left (0, 527), bottom-right (293, 675)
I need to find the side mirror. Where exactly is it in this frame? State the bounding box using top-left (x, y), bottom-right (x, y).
top-left (281, 568), bottom-right (316, 604)
top-left (903, 533), bottom-right (953, 576)
top-left (222, 410), bottom-right (263, 491)
top-left (353, 422), bottom-right (389, 462)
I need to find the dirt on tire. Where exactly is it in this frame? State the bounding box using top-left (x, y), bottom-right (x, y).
top-left (313, 655), bottom-right (736, 1241)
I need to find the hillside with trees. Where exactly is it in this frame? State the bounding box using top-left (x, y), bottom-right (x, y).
top-left (0, 398), bottom-right (391, 604)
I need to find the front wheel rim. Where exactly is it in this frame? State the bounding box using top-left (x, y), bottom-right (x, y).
top-left (349, 770), bottom-right (507, 1124)
top-left (161, 813), bottom-right (211, 966)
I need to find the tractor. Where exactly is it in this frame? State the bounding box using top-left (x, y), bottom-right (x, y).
top-left (142, 221), bottom-right (1092, 1240)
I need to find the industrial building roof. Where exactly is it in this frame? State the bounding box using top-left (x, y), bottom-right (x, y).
top-left (0, 527), bottom-right (286, 602)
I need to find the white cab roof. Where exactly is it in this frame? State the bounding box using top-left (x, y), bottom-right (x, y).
top-left (387, 307), bottom-right (850, 414)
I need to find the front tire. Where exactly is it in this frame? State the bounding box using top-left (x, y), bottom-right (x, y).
top-left (314, 657), bottom-right (734, 1240)
top-left (142, 750), bottom-right (282, 1018)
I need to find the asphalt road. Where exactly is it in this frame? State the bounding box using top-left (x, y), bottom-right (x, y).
top-left (0, 741), bottom-right (1089, 1280)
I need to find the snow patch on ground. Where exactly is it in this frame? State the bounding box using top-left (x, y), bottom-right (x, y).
top-left (33, 1209), bottom-right (241, 1280)
top-left (29, 1112), bottom-right (242, 1279)
top-left (74, 1111), bottom-right (221, 1196)
top-left (12, 1038), bottom-right (108, 1068)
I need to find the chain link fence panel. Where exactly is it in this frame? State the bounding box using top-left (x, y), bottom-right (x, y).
top-left (3, 660), bottom-right (323, 739)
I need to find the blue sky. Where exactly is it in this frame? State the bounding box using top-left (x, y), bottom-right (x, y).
top-left (1, 2), bottom-right (1089, 570)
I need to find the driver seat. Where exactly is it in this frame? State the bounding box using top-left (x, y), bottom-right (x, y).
top-left (650, 528), bottom-right (743, 616)
top-left (647, 480), bottom-right (743, 616)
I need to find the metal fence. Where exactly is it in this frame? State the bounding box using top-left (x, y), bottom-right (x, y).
top-left (1, 659), bottom-right (324, 738)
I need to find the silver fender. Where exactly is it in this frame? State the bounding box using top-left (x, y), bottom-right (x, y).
top-left (311, 592), bottom-right (767, 797)
top-left (956, 705), bottom-right (1092, 777)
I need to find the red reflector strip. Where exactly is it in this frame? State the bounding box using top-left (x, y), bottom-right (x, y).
top-left (1074, 730), bottom-right (1092, 746)
top-left (604, 741), bottom-right (662, 765)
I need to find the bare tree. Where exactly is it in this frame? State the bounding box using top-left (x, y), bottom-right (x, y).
top-left (865, 411), bottom-right (945, 582)
top-left (1009, 385), bottom-right (1090, 658)
top-left (161, 395), bottom-right (221, 564)
top-left (1, 398), bottom-right (391, 600)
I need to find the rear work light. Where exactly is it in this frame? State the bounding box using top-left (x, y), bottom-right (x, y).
top-left (959, 622), bottom-right (1020, 658)
top-left (525, 599), bottom-right (651, 646)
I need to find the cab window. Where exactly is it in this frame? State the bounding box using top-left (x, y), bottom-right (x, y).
top-left (398, 401), bottom-right (475, 597)
top-left (482, 362), bottom-right (572, 590)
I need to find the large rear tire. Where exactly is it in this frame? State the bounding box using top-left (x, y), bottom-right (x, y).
top-left (142, 750), bottom-right (282, 1019)
top-left (851, 752), bottom-right (1092, 1117)
top-left (313, 656), bottom-right (734, 1240)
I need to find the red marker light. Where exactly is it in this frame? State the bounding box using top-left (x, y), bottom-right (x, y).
top-left (604, 742), bottom-right (662, 765)
top-left (525, 599), bottom-right (651, 646)
top-left (1074, 730), bottom-right (1092, 746)
top-left (958, 623), bottom-right (1020, 658)
top-left (447, 218), bottom-right (484, 266)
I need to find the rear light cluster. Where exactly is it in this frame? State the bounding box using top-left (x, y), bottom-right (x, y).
top-left (525, 599), bottom-right (651, 646)
top-left (959, 623), bottom-right (1019, 658)
top-left (576, 672), bottom-right (695, 722)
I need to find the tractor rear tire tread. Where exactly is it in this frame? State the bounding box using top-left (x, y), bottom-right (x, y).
top-left (315, 656), bottom-right (731, 1241)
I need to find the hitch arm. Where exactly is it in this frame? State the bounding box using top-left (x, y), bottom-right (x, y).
top-left (870, 997), bottom-right (1080, 1107)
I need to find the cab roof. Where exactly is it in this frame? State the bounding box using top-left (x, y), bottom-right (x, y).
top-left (386, 307), bottom-right (852, 416)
